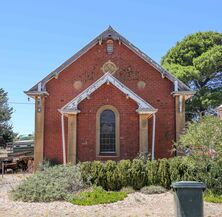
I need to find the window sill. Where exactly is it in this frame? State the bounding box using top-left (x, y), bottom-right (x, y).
top-left (97, 152), bottom-right (118, 157)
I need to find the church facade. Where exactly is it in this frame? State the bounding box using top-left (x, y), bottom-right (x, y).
top-left (25, 27), bottom-right (194, 169)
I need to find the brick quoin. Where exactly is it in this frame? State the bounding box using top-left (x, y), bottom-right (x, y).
top-left (44, 40), bottom-right (175, 163)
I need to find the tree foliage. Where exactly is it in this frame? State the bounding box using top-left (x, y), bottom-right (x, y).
top-left (175, 115), bottom-right (222, 195)
top-left (176, 115), bottom-right (222, 161)
top-left (0, 88), bottom-right (14, 145)
top-left (161, 31), bottom-right (222, 117)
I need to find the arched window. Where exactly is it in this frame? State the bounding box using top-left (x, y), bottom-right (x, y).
top-left (96, 105), bottom-right (120, 156)
top-left (100, 109), bottom-right (115, 153)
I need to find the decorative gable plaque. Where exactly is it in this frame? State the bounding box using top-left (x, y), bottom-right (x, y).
top-left (101, 60), bottom-right (118, 74)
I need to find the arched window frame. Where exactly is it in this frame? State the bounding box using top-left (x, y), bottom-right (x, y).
top-left (96, 105), bottom-right (120, 157)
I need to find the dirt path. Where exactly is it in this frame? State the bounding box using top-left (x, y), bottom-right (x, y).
top-left (0, 174), bottom-right (222, 217)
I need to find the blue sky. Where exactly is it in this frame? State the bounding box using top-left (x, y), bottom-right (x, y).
top-left (0, 0), bottom-right (221, 135)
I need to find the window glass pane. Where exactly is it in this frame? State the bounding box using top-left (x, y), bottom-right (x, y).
top-left (100, 109), bottom-right (116, 153)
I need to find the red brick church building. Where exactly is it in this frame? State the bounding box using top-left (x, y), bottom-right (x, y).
top-left (25, 26), bottom-right (194, 168)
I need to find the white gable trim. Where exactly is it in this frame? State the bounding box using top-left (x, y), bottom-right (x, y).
top-left (59, 73), bottom-right (157, 114)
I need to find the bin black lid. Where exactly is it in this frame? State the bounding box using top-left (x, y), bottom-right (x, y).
top-left (171, 181), bottom-right (206, 189)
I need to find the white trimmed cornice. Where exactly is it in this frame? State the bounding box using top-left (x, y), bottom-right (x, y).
top-left (171, 91), bottom-right (196, 100)
top-left (60, 73), bottom-right (157, 114)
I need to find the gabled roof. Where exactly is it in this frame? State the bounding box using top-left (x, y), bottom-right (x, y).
top-left (25, 26), bottom-right (191, 95)
top-left (59, 73), bottom-right (157, 114)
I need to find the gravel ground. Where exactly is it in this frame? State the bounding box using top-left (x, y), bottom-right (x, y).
top-left (0, 174), bottom-right (222, 217)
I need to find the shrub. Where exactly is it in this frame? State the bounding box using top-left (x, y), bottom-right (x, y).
top-left (130, 159), bottom-right (147, 189)
top-left (158, 159), bottom-right (171, 188)
top-left (80, 157), bottom-right (222, 193)
top-left (176, 116), bottom-right (222, 161)
top-left (120, 186), bottom-right (135, 194)
top-left (105, 160), bottom-right (120, 190)
top-left (12, 164), bottom-right (84, 202)
top-left (80, 161), bottom-right (93, 184)
top-left (203, 159), bottom-right (222, 195)
top-left (140, 186), bottom-right (167, 194)
top-left (168, 157), bottom-right (197, 182)
top-left (204, 194), bottom-right (222, 203)
top-left (204, 190), bottom-right (222, 203)
top-left (180, 157), bottom-right (197, 181)
top-left (70, 186), bottom-right (127, 205)
top-left (146, 160), bottom-right (159, 185)
top-left (116, 160), bottom-right (132, 188)
top-left (87, 161), bottom-right (106, 189)
top-left (12, 156), bottom-right (222, 203)
top-left (174, 116), bottom-right (222, 195)
top-left (168, 157), bottom-right (183, 182)
top-left (135, 152), bottom-right (150, 162)
top-left (38, 160), bottom-right (51, 171)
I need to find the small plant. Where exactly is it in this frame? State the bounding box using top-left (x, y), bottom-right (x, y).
top-left (70, 186), bottom-right (127, 205)
top-left (38, 160), bottom-right (51, 171)
top-left (12, 164), bottom-right (84, 202)
top-left (140, 185), bottom-right (167, 194)
top-left (120, 186), bottom-right (135, 194)
top-left (204, 190), bottom-right (222, 203)
top-left (136, 152), bottom-right (150, 162)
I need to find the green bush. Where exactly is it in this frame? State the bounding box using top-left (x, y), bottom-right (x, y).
top-left (168, 157), bottom-right (197, 182)
top-left (12, 156), bottom-right (222, 203)
top-left (80, 161), bottom-right (93, 184)
top-left (146, 160), bottom-right (159, 185)
top-left (141, 185), bottom-right (167, 194)
top-left (130, 159), bottom-right (147, 189)
top-left (116, 160), bottom-right (132, 188)
top-left (168, 157), bottom-right (182, 182)
top-left (158, 159), bottom-right (171, 188)
top-left (84, 161), bottom-right (107, 189)
top-left (120, 186), bottom-right (135, 194)
top-left (70, 186), bottom-right (127, 205)
top-left (80, 157), bottom-right (222, 193)
top-left (105, 160), bottom-right (120, 190)
top-left (203, 159), bottom-right (222, 195)
top-left (135, 152), bottom-right (150, 162)
top-left (176, 116), bottom-right (222, 161)
top-left (204, 191), bottom-right (222, 203)
top-left (173, 115), bottom-right (222, 195)
top-left (12, 164), bottom-right (84, 202)
top-left (12, 155), bottom-right (222, 203)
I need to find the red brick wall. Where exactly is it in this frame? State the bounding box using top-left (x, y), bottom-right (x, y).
top-left (44, 40), bottom-right (175, 163)
top-left (77, 83), bottom-right (139, 161)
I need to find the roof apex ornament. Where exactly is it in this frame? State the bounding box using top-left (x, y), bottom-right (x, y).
top-left (108, 25), bottom-right (114, 31)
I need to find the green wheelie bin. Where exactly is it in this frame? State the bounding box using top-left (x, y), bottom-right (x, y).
top-left (171, 181), bottom-right (206, 217)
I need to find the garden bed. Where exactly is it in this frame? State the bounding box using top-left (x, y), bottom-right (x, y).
top-left (1, 174), bottom-right (222, 217)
